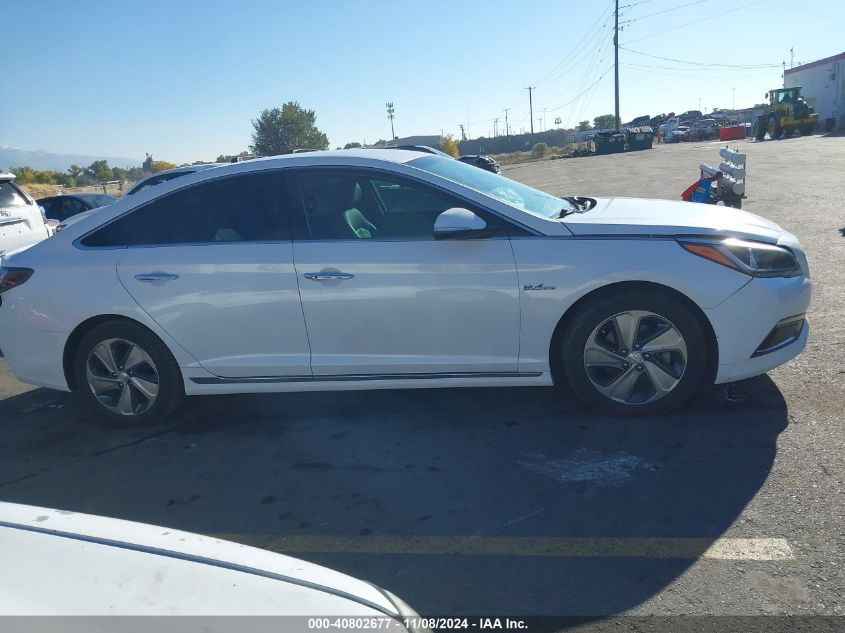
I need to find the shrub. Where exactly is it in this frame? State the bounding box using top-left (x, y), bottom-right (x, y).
top-left (531, 142), bottom-right (549, 159)
top-left (439, 135), bottom-right (460, 158)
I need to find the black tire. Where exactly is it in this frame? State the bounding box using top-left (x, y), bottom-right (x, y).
top-left (752, 116), bottom-right (767, 141)
top-left (767, 114), bottom-right (783, 140)
top-left (801, 124), bottom-right (815, 136)
top-left (73, 320), bottom-right (185, 425)
top-left (560, 288), bottom-right (709, 416)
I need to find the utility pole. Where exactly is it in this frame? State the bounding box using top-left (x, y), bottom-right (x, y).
top-left (790, 47), bottom-right (794, 68)
top-left (614, 0), bottom-right (620, 130)
top-left (494, 118), bottom-right (499, 137)
top-left (525, 87), bottom-right (536, 134)
top-left (502, 108), bottom-right (510, 136)
top-left (542, 108), bottom-right (547, 132)
top-left (386, 102), bottom-right (396, 139)
top-left (459, 124), bottom-right (466, 141)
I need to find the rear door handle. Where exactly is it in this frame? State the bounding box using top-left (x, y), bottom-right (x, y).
top-left (135, 273), bottom-right (179, 282)
top-left (303, 272), bottom-right (355, 281)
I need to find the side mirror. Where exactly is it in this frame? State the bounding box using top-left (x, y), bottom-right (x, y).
top-left (433, 208), bottom-right (488, 240)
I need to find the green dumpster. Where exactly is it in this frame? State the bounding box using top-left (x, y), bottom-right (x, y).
top-left (593, 131), bottom-right (626, 155)
top-left (626, 126), bottom-right (654, 151)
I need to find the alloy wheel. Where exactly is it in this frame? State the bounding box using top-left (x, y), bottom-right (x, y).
top-left (583, 310), bottom-right (688, 405)
top-left (86, 338), bottom-right (160, 416)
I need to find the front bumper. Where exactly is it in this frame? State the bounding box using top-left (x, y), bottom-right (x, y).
top-left (707, 274), bottom-right (812, 384)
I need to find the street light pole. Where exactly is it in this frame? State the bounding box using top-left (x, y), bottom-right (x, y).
top-left (614, 0), bottom-right (620, 130)
top-left (386, 102), bottom-right (396, 140)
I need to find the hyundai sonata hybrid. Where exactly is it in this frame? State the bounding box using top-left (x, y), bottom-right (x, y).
top-left (0, 150), bottom-right (811, 424)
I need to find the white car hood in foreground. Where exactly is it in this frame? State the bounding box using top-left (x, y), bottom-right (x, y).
top-left (0, 503), bottom-right (400, 617)
top-left (562, 197), bottom-right (782, 243)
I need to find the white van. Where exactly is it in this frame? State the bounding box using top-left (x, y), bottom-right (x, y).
top-left (0, 173), bottom-right (51, 259)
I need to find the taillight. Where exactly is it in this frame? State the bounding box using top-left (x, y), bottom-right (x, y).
top-left (0, 267), bottom-right (34, 294)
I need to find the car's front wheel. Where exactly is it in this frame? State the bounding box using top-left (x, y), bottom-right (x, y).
top-left (73, 321), bottom-right (185, 425)
top-left (561, 289), bottom-right (708, 415)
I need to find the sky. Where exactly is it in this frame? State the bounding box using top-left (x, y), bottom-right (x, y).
top-left (3, 0), bottom-right (843, 165)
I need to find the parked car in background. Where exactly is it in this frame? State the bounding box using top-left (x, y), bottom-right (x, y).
top-left (389, 145), bottom-right (453, 158)
top-left (679, 110), bottom-right (703, 122)
top-left (0, 173), bottom-right (51, 259)
top-left (0, 149), bottom-right (810, 424)
top-left (37, 193), bottom-right (116, 226)
top-left (690, 118), bottom-right (718, 141)
top-left (457, 154), bottom-right (500, 173)
top-left (0, 502), bottom-right (424, 626)
top-left (126, 163), bottom-right (220, 196)
top-left (666, 125), bottom-right (690, 142)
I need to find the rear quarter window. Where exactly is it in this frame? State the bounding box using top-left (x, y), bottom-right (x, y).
top-left (0, 182), bottom-right (32, 208)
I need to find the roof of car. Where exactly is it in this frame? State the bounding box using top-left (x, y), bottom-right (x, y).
top-left (249, 149), bottom-right (427, 166)
top-left (151, 163), bottom-right (220, 176)
top-left (38, 193), bottom-right (116, 202)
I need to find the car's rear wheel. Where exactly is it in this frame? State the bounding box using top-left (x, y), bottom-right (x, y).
top-left (561, 289), bottom-right (708, 415)
top-left (73, 321), bottom-right (184, 425)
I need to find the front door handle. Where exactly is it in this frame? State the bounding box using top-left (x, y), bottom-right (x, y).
top-left (303, 272), bottom-right (355, 281)
top-left (135, 273), bottom-right (180, 282)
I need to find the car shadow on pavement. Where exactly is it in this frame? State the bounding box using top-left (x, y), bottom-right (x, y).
top-left (0, 375), bottom-right (787, 617)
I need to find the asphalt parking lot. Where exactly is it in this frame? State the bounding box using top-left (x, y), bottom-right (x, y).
top-left (1, 135), bottom-right (843, 622)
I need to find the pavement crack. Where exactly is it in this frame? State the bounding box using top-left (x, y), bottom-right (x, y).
top-left (0, 466), bottom-right (50, 487)
top-left (0, 422), bottom-right (184, 488)
top-left (89, 424), bottom-right (183, 458)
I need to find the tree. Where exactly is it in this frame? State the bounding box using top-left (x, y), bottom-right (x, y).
top-left (151, 160), bottom-right (177, 173)
top-left (343, 142), bottom-right (362, 149)
top-left (67, 164), bottom-right (84, 181)
top-left (592, 114), bottom-right (617, 131)
top-left (439, 135), bottom-right (460, 158)
top-left (577, 120), bottom-right (592, 131)
top-left (88, 160), bottom-right (113, 182)
top-left (250, 102), bottom-right (329, 156)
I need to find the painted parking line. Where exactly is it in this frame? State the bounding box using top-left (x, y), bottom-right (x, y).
top-left (216, 535), bottom-right (794, 561)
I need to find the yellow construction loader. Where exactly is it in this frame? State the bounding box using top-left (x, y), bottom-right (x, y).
top-left (752, 87), bottom-right (818, 140)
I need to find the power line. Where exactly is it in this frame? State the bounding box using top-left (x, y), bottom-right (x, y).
top-left (535, 11), bottom-right (615, 88)
top-left (619, 46), bottom-right (781, 68)
top-left (547, 63), bottom-right (616, 113)
top-left (623, 0), bottom-right (768, 45)
top-left (619, 0), bottom-right (707, 25)
top-left (623, 61), bottom-right (781, 72)
top-left (531, 0), bottom-right (615, 86)
top-left (621, 64), bottom-right (776, 80)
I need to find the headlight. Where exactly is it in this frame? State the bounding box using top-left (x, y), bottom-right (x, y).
top-left (678, 237), bottom-right (800, 277)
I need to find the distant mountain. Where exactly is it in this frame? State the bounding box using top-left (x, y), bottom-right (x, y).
top-left (0, 146), bottom-right (142, 172)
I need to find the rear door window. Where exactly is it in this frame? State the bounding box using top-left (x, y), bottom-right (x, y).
top-left (81, 172), bottom-right (287, 247)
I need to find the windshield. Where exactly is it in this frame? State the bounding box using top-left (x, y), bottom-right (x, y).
top-left (410, 155), bottom-right (572, 218)
top-left (77, 194), bottom-right (116, 208)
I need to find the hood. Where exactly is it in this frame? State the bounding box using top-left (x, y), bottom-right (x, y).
top-left (0, 502), bottom-right (400, 617)
top-left (562, 197), bottom-right (782, 243)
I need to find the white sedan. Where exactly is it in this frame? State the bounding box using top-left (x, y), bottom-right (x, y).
top-left (0, 150), bottom-right (811, 423)
top-left (0, 502), bottom-right (421, 628)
